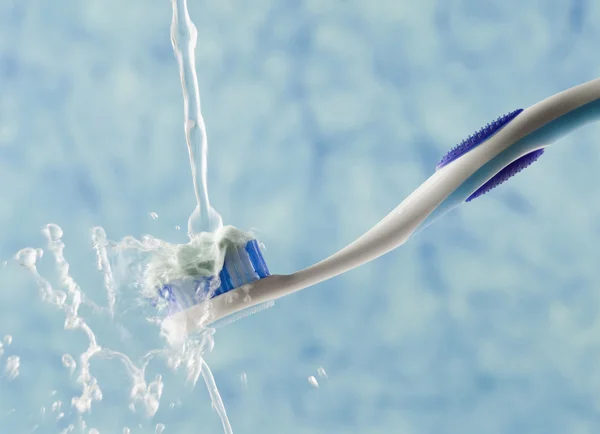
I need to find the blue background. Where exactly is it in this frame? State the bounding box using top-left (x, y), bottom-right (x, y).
top-left (1, 0), bottom-right (600, 433)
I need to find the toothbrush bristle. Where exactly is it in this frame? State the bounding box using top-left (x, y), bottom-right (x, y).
top-left (466, 148), bottom-right (544, 202)
top-left (436, 108), bottom-right (523, 170)
top-left (214, 239), bottom-right (271, 297)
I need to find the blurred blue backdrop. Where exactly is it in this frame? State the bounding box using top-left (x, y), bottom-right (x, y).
top-left (1, 0), bottom-right (600, 433)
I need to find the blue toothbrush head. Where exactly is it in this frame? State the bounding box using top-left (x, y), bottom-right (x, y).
top-left (436, 108), bottom-right (523, 170)
top-left (214, 239), bottom-right (271, 296)
top-left (154, 231), bottom-right (271, 316)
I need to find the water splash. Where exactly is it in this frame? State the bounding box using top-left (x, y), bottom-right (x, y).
top-left (170, 0), bottom-right (223, 236)
top-left (7, 1), bottom-right (257, 432)
top-left (51, 401), bottom-right (62, 414)
top-left (92, 227), bottom-right (116, 316)
top-left (15, 223), bottom-right (239, 432)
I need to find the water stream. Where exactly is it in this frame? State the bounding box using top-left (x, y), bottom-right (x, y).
top-left (170, 0), bottom-right (223, 237)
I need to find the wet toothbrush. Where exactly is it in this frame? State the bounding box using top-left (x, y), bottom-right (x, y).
top-left (160, 77), bottom-right (600, 340)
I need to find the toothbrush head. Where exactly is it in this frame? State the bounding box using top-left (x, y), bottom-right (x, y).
top-left (436, 108), bottom-right (523, 170)
top-left (155, 232), bottom-right (271, 318)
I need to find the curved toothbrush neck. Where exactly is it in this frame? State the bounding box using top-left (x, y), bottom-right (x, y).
top-left (288, 163), bottom-right (472, 290)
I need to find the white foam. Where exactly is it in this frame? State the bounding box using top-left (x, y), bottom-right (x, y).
top-left (122, 224), bottom-right (254, 302)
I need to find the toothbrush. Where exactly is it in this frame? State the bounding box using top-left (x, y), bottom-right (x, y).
top-left (160, 77), bottom-right (600, 339)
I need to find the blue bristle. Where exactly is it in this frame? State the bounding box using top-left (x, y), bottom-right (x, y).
top-left (436, 108), bottom-right (523, 170)
top-left (157, 239), bottom-right (271, 314)
top-left (466, 149), bottom-right (544, 202)
top-left (216, 266), bottom-right (233, 296)
top-left (245, 240), bottom-right (270, 278)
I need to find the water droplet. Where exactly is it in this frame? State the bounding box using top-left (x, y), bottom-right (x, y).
top-left (155, 423), bottom-right (165, 433)
top-left (15, 248), bottom-right (38, 268)
top-left (62, 354), bottom-right (76, 374)
top-left (72, 397), bottom-right (88, 414)
top-left (4, 335), bottom-right (12, 346)
top-left (51, 401), bottom-right (62, 412)
top-left (54, 291), bottom-right (67, 306)
top-left (43, 223), bottom-right (64, 241)
top-left (317, 367), bottom-right (328, 378)
top-left (308, 375), bottom-right (319, 388)
top-left (5, 355), bottom-right (20, 379)
top-left (149, 212), bottom-right (159, 220)
top-left (240, 372), bottom-right (247, 388)
top-left (64, 316), bottom-right (81, 329)
top-left (175, 225), bottom-right (181, 231)
top-left (58, 423), bottom-right (72, 433)
top-left (123, 429), bottom-right (131, 434)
